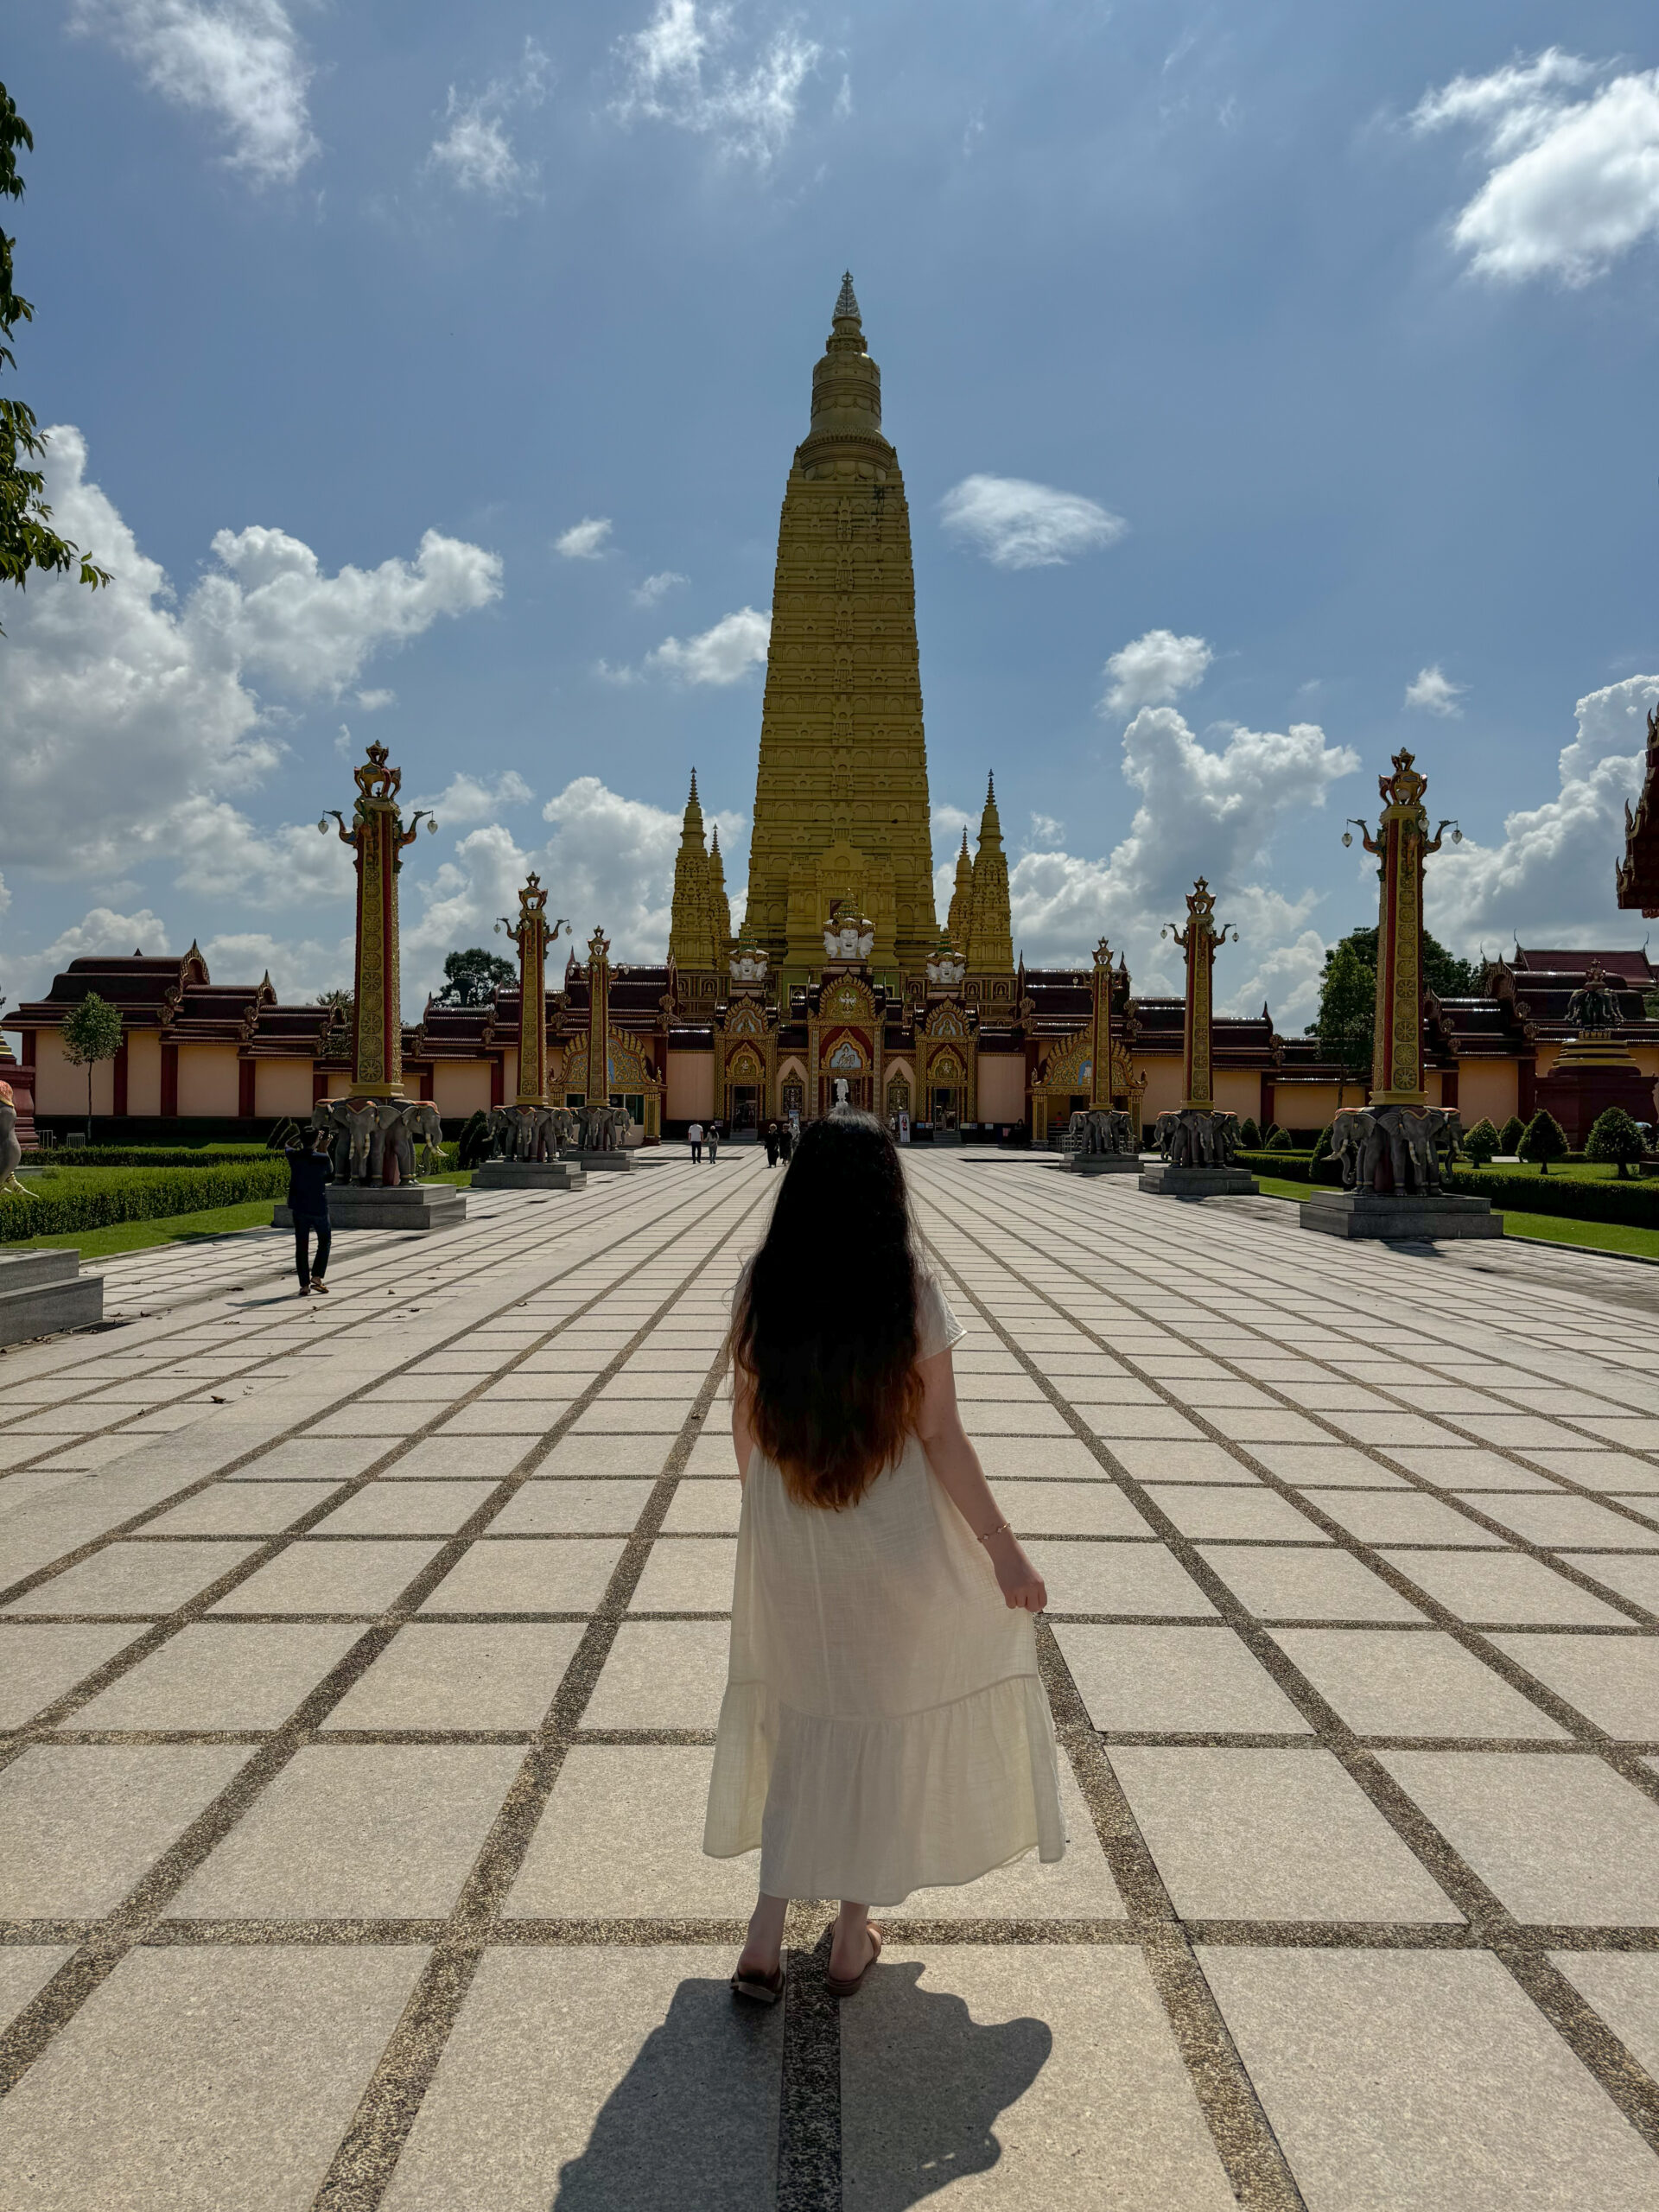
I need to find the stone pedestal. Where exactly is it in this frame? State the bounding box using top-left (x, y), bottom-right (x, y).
top-left (472, 1159), bottom-right (586, 1192)
top-left (1140, 1163), bottom-right (1260, 1198)
top-left (0, 1249), bottom-right (104, 1346)
top-left (1065, 1152), bottom-right (1142, 1175)
top-left (275, 1185), bottom-right (465, 1234)
top-left (576, 1150), bottom-right (637, 1173)
top-left (1300, 1189), bottom-right (1501, 1242)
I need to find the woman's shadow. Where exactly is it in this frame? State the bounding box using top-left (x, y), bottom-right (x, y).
top-left (554, 1953), bottom-right (1051, 2210)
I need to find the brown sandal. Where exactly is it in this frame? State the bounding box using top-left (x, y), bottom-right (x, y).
top-left (731, 1962), bottom-right (784, 2005)
top-left (825, 1923), bottom-right (883, 1999)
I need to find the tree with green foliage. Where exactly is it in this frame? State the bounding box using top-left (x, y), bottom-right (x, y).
top-left (1265, 1126), bottom-right (1293, 1152)
top-left (1497, 1115), bottom-right (1526, 1154)
top-left (1307, 925), bottom-right (1484, 1104)
top-left (1518, 1109), bottom-right (1569, 1175)
top-left (60, 992), bottom-right (123, 1140)
top-left (315, 987), bottom-right (353, 1019)
top-left (1462, 1117), bottom-right (1500, 1167)
top-left (457, 1109), bottom-right (492, 1168)
top-left (1237, 1116), bottom-right (1261, 1150)
top-left (1586, 1106), bottom-right (1645, 1179)
top-left (1, 84), bottom-right (110, 628)
top-left (438, 947), bottom-right (515, 1007)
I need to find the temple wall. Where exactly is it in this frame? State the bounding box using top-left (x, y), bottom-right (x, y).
top-left (177, 1045), bottom-right (239, 1117)
top-left (1455, 1060), bottom-right (1518, 1130)
top-left (1213, 1071), bottom-right (1261, 1117)
top-left (1273, 1081), bottom-right (1344, 1128)
top-left (126, 1033), bottom-right (162, 1116)
top-left (254, 1062), bottom-right (315, 1118)
top-left (666, 1049), bottom-right (715, 1122)
top-left (976, 1054), bottom-right (1027, 1123)
top-left (433, 1064), bottom-right (492, 1120)
top-left (32, 1033), bottom-right (115, 1116)
top-left (1135, 1061), bottom-right (1183, 1125)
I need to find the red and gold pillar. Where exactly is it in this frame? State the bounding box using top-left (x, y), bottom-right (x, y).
top-left (1089, 938), bottom-right (1112, 1110)
top-left (1350, 752), bottom-right (1456, 1109)
top-left (586, 926), bottom-right (612, 1107)
top-left (321, 744), bottom-right (434, 1100)
top-left (502, 875), bottom-right (567, 1106)
top-left (1166, 880), bottom-right (1231, 1112)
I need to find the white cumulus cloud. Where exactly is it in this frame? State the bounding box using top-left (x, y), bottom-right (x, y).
top-left (1427, 673), bottom-right (1659, 952)
top-left (1, 906), bottom-right (172, 1009)
top-left (1411, 49), bottom-right (1659, 283)
top-left (0, 426), bottom-right (502, 879)
top-left (429, 38), bottom-right (550, 200)
top-left (1101, 628), bottom-right (1212, 717)
top-left (412, 771), bottom-right (535, 824)
top-left (614, 0), bottom-right (820, 168)
top-left (1405, 664), bottom-right (1467, 717)
top-left (556, 517), bottom-right (613, 561)
top-left (70, 0), bottom-right (318, 185)
top-left (939, 475), bottom-right (1128, 570)
top-left (632, 569), bottom-right (689, 606)
top-left (646, 606), bottom-right (771, 684)
top-left (199, 929), bottom-right (354, 1004)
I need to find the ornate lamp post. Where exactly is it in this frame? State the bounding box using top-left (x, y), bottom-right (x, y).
top-left (1140, 879), bottom-right (1257, 1198)
top-left (1342, 751), bottom-right (1459, 1109)
top-left (320, 742), bottom-right (435, 1100)
top-left (496, 874), bottom-right (569, 1107)
top-left (1088, 938), bottom-right (1113, 1112)
top-left (1165, 880), bottom-right (1235, 1116)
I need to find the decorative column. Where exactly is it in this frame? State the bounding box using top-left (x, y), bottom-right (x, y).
top-left (499, 875), bottom-right (568, 1105)
top-left (1346, 752), bottom-right (1457, 1109)
top-left (1089, 938), bottom-right (1113, 1110)
top-left (321, 743), bottom-right (435, 1099)
top-left (1140, 879), bottom-right (1255, 1197)
top-left (586, 926), bottom-right (611, 1110)
top-left (1169, 880), bottom-right (1231, 1112)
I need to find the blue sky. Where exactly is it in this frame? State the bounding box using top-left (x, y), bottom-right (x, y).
top-left (3, 1), bottom-right (1658, 1023)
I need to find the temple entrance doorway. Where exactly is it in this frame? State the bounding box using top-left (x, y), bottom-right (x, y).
top-left (931, 1085), bottom-right (960, 1129)
top-left (728, 1084), bottom-right (760, 1135)
top-left (820, 1074), bottom-right (874, 1115)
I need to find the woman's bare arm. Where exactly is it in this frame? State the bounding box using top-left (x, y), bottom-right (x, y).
top-left (915, 1345), bottom-right (1046, 1611)
top-left (731, 1363), bottom-right (755, 1486)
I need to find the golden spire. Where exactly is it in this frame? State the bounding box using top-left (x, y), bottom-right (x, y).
top-left (965, 773), bottom-right (1013, 975)
top-left (946, 827), bottom-right (974, 947)
top-left (708, 824), bottom-right (732, 962)
top-left (669, 769), bottom-right (716, 973)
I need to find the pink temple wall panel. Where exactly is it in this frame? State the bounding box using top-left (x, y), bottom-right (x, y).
top-left (255, 1061), bottom-right (316, 1118)
top-left (666, 1049), bottom-right (715, 1122)
top-left (32, 1033), bottom-right (116, 1116)
top-left (433, 1063), bottom-right (492, 1119)
top-left (976, 1055), bottom-right (1027, 1122)
top-left (176, 1046), bottom-right (240, 1117)
top-left (124, 1033), bottom-right (162, 1116)
top-left (1455, 1061), bottom-right (1519, 1132)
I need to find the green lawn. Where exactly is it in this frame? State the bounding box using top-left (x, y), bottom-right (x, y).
top-left (1247, 1175), bottom-right (1659, 1262)
top-left (8, 1168), bottom-right (475, 1262)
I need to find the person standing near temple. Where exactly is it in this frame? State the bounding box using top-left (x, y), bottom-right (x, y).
top-left (285, 1126), bottom-right (334, 1297)
top-left (709, 1113), bottom-right (1060, 2004)
top-left (708, 1119), bottom-right (721, 1164)
top-left (688, 1120), bottom-right (703, 1164)
top-left (764, 1121), bottom-right (780, 1168)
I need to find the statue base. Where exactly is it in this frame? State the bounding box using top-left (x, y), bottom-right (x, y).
top-left (575, 1150), bottom-right (637, 1173)
top-left (276, 1184), bottom-right (466, 1234)
top-left (472, 1160), bottom-right (587, 1192)
top-left (1139, 1164), bottom-right (1261, 1199)
top-left (1300, 1190), bottom-right (1501, 1242)
top-left (1064, 1153), bottom-right (1142, 1174)
top-left (0, 1249), bottom-right (104, 1346)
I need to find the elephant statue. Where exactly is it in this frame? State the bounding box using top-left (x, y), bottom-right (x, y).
top-left (1329, 1108), bottom-right (1371, 1191)
top-left (550, 1105), bottom-right (582, 1156)
top-left (383, 1099), bottom-right (443, 1183)
top-left (1153, 1109), bottom-right (1182, 1160)
top-left (343, 1097), bottom-right (384, 1185)
top-left (0, 1084), bottom-right (34, 1201)
top-left (310, 1098), bottom-right (353, 1185)
top-left (1427, 1107), bottom-right (1463, 1179)
top-left (1211, 1112), bottom-right (1241, 1165)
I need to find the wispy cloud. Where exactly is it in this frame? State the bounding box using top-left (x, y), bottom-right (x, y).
top-left (1404, 664), bottom-right (1467, 717)
top-left (632, 569), bottom-right (689, 606)
top-left (646, 606), bottom-right (771, 684)
top-left (556, 517), bottom-right (613, 561)
top-left (412, 770), bottom-right (534, 823)
top-left (429, 38), bottom-right (550, 200)
top-left (1411, 49), bottom-right (1659, 284)
top-left (613, 0), bottom-right (821, 168)
top-left (939, 474), bottom-right (1128, 570)
top-left (1100, 628), bottom-right (1212, 718)
top-left (70, 0), bottom-right (318, 185)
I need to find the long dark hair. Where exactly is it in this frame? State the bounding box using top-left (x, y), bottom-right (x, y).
top-left (730, 1112), bottom-right (921, 1510)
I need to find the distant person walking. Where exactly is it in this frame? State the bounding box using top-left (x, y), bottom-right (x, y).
top-left (709, 1113), bottom-right (1059, 2005)
top-left (285, 1127), bottom-right (333, 1298)
top-left (707, 1120), bottom-right (721, 1163)
top-left (764, 1121), bottom-right (780, 1168)
top-left (779, 1118), bottom-right (794, 1164)
top-left (688, 1121), bottom-right (703, 1164)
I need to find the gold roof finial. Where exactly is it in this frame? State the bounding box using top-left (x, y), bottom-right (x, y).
top-left (835, 270), bottom-right (860, 321)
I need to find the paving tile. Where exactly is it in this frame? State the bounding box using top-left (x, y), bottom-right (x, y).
top-left (584, 1620), bottom-right (731, 1730)
top-left (571, 1402), bottom-right (695, 1434)
top-left (173, 1743), bottom-right (522, 1916)
top-left (1382, 1446), bottom-right (1555, 1491)
top-left (0, 1744), bottom-right (249, 1915)
top-left (0, 1623), bottom-right (143, 1726)
top-left (1109, 1748), bottom-right (1462, 1923)
top-left (0, 1948), bottom-right (426, 2212)
top-left (1575, 1418), bottom-right (1659, 1450)
top-left (1197, 1546), bottom-right (1426, 1623)
top-left (1035, 1541), bottom-right (1217, 1618)
top-left (1379, 1751), bottom-right (1659, 1923)
top-left (1452, 1414), bottom-right (1588, 1449)
top-left (1141, 1485), bottom-right (1322, 1541)
top-left (1200, 1948), bottom-right (1659, 2212)
top-left (311, 1480), bottom-right (499, 1535)
top-left (989, 1480), bottom-right (1149, 1536)
top-left (1054, 1624), bottom-right (1310, 1733)
top-left (1072, 1406), bottom-right (1206, 1440)
top-left (327, 1622), bottom-right (585, 1730)
top-left (1300, 1490), bottom-right (1505, 1546)
top-left (543, 1435), bottom-right (675, 1477)
top-left (1549, 1952), bottom-right (1659, 2082)
top-left (1489, 1633), bottom-right (1659, 1738)
top-left (1271, 1628), bottom-right (1569, 1739)
top-left (230, 1438), bottom-right (389, 1481)
top-left (75, 1622), bottom-right (365, 1730)
top-left (421, 1537), bottom-right (625, 1614)
top-left (661, 1479), bottom-right (744, 1533)
top-left (1556, 1554), bottom-right (1659, 1614)
top-left (842, 1947), bottom-right (1235, 2209)
top-left (898, 1761), bottom-right (1126, 1921)
top-left (1459, 1492), bottom-right (1659, 1548)
top-left (510, 1745), bottom-right (760, 1916)
top-left (1247, 1444), bottom-right (1411, 1489)
top-left (384, 1948), bottom-right (781, 2212)
top-left (0, 1945), bottom-right (74, 2029)
top-left (7, 1541), bottom-right (263, 1618)
top-left (629, 1537), bottom-right (738, 1613)
top-left (437, 1401), bottom-right (575, 1436)
top-left (1380, 1549), bottom-right (1634, 1626)
top-left (211, 1539), bottom-right (442, 1616)
top-left (143, 1482), bottom-right (341, 1535)
top-left (1106, 1440), bottom-right (1248, 1484)
top-left (1200, 1408), bottom-right (1333, 1444)
top-left (1525, 1449), bottom-right (1659, 1494)
top-left (390, 1435), bottom-right (539, 1480)
top-left (1319, 1413), bottom-right (1463, 1447)
top-left (493, 1479), bottom-right (655, 1534)
top-left (971, 1436), bottom-right (1106, 1479)
top-left (309, 1405), bottom-right (429, 1436)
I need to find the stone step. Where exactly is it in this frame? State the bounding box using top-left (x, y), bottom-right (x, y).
top-left (0, 1249), bottom-right (105, 1346)
top-left (273, 1185), bottom-right (467, 1234)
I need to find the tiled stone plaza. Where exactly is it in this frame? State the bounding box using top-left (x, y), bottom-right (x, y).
top-left (3, 1153), bottom-right (1659, 2208)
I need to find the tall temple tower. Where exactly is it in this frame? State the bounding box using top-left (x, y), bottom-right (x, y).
top-left (669, 771), bottom-right (718, 976)
top-left (964, 774), bottom-right (1013, 976)
top-left (746, 275), bottom-right (938, 988)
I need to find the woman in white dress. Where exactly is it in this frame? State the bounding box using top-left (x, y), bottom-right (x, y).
top-left (705, 1112), bottom-right (1064, 2002)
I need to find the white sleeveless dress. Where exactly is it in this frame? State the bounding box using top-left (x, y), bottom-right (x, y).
top-left (702, 1275), bottom-right (1066, 1906)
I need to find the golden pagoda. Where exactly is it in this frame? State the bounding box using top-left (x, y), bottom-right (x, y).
top-left (746, 274), bottom-right (940, 987)
top-left (668, 770), bottom-right (719, 976)
top-left (963, 774), bottom-right (1014, 976)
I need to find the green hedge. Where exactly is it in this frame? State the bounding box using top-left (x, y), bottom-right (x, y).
top-left (1236, 1152), bottom-right (1659, 1226)
top-left (1, 1160), bottom-right (289, 1243)
top-left (23, 1145), bottom-right (271, 1168)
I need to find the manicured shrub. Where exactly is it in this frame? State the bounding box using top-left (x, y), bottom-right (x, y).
top-left (1586, 1106), bottom-right (1645, 1179)
top-left (1518, 1110), bottom-right (1570, 1175)
top-left (1462, 1118), bottom-right (1500, 1167)
top-left (1237, 1116), bottom-right (1262, 1150)
top-left (458, 1110), bottom-right (492, 1169)
top-left (1265, 1127), bottom-right (1293, 1153)
top-left (0, 1160), bottom-right (289, 1243)
top-left (1310, 1124), bottom-right (1332, 1162)
top-left (1497, 1115), bottom-right (1527, 1154)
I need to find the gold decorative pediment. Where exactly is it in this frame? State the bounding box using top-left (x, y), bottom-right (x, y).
top-left (824, 974), bottom-right (874, 1020)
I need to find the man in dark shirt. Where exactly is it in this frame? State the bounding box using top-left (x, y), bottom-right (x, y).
top-left (285, 1128), bottom-right (334, 1297)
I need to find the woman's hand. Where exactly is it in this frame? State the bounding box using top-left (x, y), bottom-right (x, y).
top-left (985, 1529), bottom-right (1046, 1612)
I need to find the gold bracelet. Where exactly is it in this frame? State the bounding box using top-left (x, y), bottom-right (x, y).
top-left (976, 1519), bottom-right (1013, 1545)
